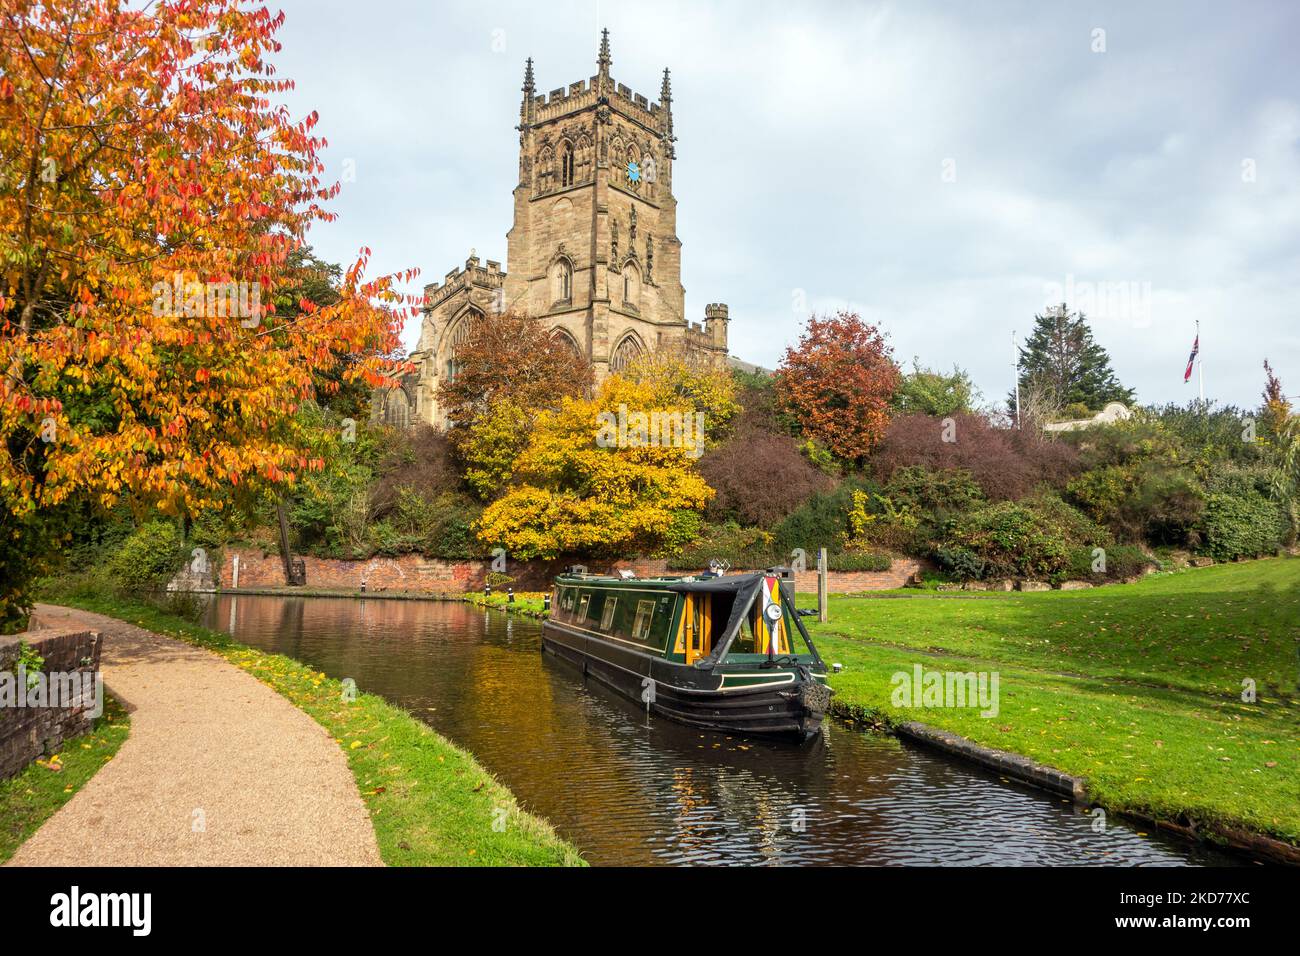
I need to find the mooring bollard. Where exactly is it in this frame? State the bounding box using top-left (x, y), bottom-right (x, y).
top-left (507, 586), bottom-right (515, 603)
top-left (484, 582), bottom-right (492, 598)
top-left (543, 594), bottom-right (551, 612)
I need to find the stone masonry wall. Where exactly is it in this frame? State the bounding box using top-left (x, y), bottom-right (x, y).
top-left (0, 627), bottom-right (103, 781)
top-left (219, 548), bottom-right (922, 595)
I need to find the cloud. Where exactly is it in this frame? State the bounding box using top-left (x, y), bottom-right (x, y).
top-left (271, 0), bottom-right (1300, 408)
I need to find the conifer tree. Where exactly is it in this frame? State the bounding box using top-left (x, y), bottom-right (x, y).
top-left (1009, 304), bottom-right (1134, 414)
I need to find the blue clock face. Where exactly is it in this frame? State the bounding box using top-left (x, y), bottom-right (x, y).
top-left (626, 160), bottom-right (640, 183)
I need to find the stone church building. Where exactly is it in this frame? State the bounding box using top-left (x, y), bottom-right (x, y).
top-left (375, 30), bottom-right (732, 428)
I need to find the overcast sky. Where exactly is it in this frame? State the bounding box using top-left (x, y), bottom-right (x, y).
top-left (266, 0), bottom-right (1299, 410)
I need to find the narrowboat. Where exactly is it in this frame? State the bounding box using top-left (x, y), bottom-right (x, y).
top-left (541, 569), bottom-right (833, 741)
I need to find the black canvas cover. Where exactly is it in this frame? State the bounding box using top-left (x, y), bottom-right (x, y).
top-left (666, 572), bottom-right (768, 665)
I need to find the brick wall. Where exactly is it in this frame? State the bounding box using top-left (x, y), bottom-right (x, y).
top-left (0, 627), bottom-right (103, 781)
top-left (219, 549), bottom-right (490, 593)
top-left (219, 548), bottom-right (922, 595)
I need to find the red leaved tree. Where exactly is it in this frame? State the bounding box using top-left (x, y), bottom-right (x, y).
top-left (774, 311), bottom-right (901, 463)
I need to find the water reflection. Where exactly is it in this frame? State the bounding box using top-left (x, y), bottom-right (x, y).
top-left (205, 594), bottom-right (1239, 867)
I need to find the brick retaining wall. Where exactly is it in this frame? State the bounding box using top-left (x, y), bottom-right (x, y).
top-left (219, 548), bottom-right (922, 595)
top-left (0, 627), bottom-right (103, 781)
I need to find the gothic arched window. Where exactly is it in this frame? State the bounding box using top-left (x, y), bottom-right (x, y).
top-left (384, 389), bottom-right (411, 428)
top-left (560, 141), bottom-right (575, 187)
top-left (551, 327), bottom-right (582, 358)
top-left (552, 257), bottom-right (573, 305)
top-left (610, 333), bottom-right (644, 373)
top-left (443, 309), bottom-right (478, 381)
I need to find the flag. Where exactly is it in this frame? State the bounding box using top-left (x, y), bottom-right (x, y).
top-left (1184, 334), bottom-right (1199, 383)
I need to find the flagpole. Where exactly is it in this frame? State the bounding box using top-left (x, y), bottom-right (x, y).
top-left (1197, 319), bottom-right (1204, 404)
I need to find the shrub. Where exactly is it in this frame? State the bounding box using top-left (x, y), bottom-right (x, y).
top-left (942, 495), bottom-right (1109, 580)
top-left (1202, 491), bottom-right (1287, 561)
top-left (872, 413), bottom-right (1079, 500)
top-left (933, 545), bottom-right (988, 581)
top-left (1145, 402), bottom-right (1267, 473)
top-left (826, 551), bottom-right (892, 572)
top-left (668, 522), bottom-right (780, 570)
top-left (700, 427), bottom-right (833, 527)
top-left (884, 465), bottom-right (984, 516)
top-left (846, 489), bottom-right (921, 552)
top-left (1063, 543), bottom-right (1155, 581)
top-left (110, 520), bottom-right (185, 591)
top-left (364, 489), bottom-right (483, 560)
top-left (1066, 463), bottom-right (1205, 544)
top-left (372, 425), bottom-right (462, 512)
top-left (769, 479), bottom-right (875, 556)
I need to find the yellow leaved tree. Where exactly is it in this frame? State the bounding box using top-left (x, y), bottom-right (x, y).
top-left (476, 364), bottom-right (736, 559)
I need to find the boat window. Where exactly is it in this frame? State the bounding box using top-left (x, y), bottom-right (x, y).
top-left (561, 588), bottom-right (575, 612)
top-left (631, 599), bottom-right (655, 640)
top-left (599, 597), bottom-right (618, 631)
top-left (577, 593), bottom-right (591, 620)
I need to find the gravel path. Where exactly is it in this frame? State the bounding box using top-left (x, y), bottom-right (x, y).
top-left (6, 604), bottom-right (382, 867)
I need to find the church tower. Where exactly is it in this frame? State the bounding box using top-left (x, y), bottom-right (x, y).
top-left (505, 30), bottom-right (721, 379)
top-left (381, 30), bottom-right (729, 429)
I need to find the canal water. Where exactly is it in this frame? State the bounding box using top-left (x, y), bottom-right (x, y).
top-left (202, 594), bottom-right (1238, 866)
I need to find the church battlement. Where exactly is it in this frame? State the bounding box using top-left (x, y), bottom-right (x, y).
top-left (423, 253), bottom-right (505, 311)
top-left (530, 74), bottom-right (663, 128)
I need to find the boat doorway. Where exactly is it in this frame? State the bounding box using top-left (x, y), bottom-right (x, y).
top-left (679, 594), bottom-right (712, 664)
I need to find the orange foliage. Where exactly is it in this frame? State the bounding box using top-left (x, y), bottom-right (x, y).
top-left (774, 311), bottom-right (901, 463)
top-left (0, 0), bottom-right (416, 520)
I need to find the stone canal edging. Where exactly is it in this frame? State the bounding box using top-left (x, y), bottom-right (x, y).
top-left (828, 699), bottom-right (1087, 800)
top-left (894, 721), bottom-right (1087, 800)
top-left (828, 698), bottom-right (1300, 866)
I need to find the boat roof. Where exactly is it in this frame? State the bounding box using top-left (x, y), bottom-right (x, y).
top-left (554, 569), bottom-right (785, 592)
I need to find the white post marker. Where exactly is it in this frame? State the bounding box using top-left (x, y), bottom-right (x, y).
top-left (817, 547), bottom-right (829, 624)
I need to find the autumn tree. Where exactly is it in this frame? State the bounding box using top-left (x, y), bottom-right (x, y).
top-left (774, 311), bottom-right (901, 463)
top-left (437, 311), bottom-right (593, 499)
top-left (1010, 305), bottom-right (1134, 414)
top-left (0, 1), bottom-right (412, 628)
top-left (437, 311), bottom-right (594, 431)
top-left (476, 374), bottom-right (715, 559)
top-left (1260, 359), bottom-right (1291, 440)
top-left (622, 349), bottom-right (741, 434)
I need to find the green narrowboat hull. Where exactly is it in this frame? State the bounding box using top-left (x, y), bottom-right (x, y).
top-left (542, 569), bottom-right (832, 741)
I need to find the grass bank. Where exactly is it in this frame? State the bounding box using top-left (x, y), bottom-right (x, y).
top-left (0, 694), bottom-right (130, 864)
top-left (462, 590), bottom-right (549, 617)
top-left (37, 587), bottom-right (585, 867)
top-left (804, 558), bottom-right (1300, 854)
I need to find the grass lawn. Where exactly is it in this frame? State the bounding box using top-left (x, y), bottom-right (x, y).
top-left (0, 694), bottom-right (130, 864)
top-left (38, 590), bottom-right (586, 867)
top-left (462, 591), bottom-right (549, 617)
top-left (805, 557), bottom-right (1300, 850)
